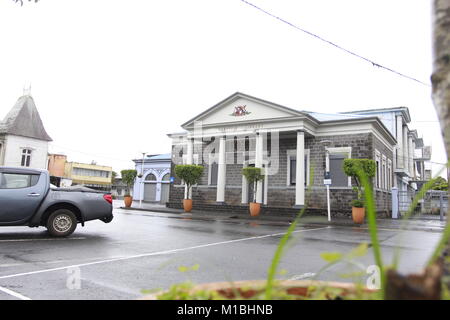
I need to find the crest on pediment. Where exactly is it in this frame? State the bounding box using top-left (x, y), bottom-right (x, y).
top-left (230, 105), bottom-right (251, 117)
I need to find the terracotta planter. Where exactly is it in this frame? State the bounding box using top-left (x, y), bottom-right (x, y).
top-left (124, 196), bottom-right (132, 208)
top-left (352, 206), bottom-right (365, 224)
top-left (141, 279), bottom-right (376, 300)
top-left (183, 199), bottom-right (193, 212)
top-left (249, 202), bottom-right (261, 217)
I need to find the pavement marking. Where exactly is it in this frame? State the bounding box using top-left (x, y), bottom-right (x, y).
top-left (0, 226), bottom-right (331, 280)
top-left (0, 263), bottom-right (25, 268)
top-left (0, 237), bottom-right (86, 243)
top-left (0, 285), bottom-right (31, 300)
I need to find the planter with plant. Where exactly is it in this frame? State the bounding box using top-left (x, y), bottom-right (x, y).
top-left (174, 164), bottom-right (204, 212)
top-left (343, 159), bottom-right (376, 224)
top-left (121, 169), bottom-right (137, 208)
top-left (242, 167), bottom-right (265, 216)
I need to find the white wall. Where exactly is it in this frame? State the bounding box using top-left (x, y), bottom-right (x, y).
top-left (198, 97), bottom-right (296, 126)
top-left (3, 134), bottom-right (49, 169)
top-left (133, 161), bottom-right (171, 201)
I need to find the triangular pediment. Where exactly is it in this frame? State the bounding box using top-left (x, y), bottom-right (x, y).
top-left (182, 92), bottom-right (307, 129)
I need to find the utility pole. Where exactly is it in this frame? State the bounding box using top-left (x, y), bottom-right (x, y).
top-left (139, 152), bottom-right (146, 208)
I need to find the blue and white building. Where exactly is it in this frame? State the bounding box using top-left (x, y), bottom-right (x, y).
top-left (132, 153), bottom-right (171, 203)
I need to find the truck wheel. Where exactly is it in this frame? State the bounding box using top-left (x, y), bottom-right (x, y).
top-left (46, 209), bottom-right (77, 237)
top-left (101, 215), bottom-right (114, 223)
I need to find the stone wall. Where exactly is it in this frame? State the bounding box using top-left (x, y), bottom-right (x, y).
top-left (168, 132), bottom-right (393, 217)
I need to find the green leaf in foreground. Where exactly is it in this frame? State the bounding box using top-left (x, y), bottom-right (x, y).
top-left (320, 252), bottom-right (343, 263)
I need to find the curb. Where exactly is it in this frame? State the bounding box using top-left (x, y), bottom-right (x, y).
top-left (117, 206), bottom-right (446, 233)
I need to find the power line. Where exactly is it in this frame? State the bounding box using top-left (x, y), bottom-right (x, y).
top-left (239, 0), bottom-right (431, 87)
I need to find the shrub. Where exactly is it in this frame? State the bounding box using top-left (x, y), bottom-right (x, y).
top-left (343, 159), bottom-right (376, 206)
top-left (174, 165), bottom-right (204, 200)
top-left (121, 169), bottom-right (137, 197)
top-left (242, 167), bottom-right (265, 203)
top-left (351, 199), bottom-right (365, 208)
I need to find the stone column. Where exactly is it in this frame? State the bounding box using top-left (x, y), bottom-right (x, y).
top-left (421, 161), bottom-right (425, 180)
top-left (393, 148), bottom-right (398, 187)
top-left (396, 115), bottom-right (403, 169)
top-left (403, 126), bottom-right (408, 170)
top-left (408, 137), bottom-right (414, 178)
top-left (186, 138), bottom-right (194, 165)
top-left (255, 132), bottom-right (264, 204)
top-left (294, 130), bottom-right (305, 207)
top-left (391, 187), bottom-right (399, 219)
top-left (216, 136), bottom-right (226, 203)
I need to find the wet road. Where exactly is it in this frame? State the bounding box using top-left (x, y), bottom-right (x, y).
top-left (0, 207), bottom-right (443, 300)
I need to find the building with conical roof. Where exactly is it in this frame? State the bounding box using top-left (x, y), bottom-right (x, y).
top-left (0, 94), bottom-right (52, 169)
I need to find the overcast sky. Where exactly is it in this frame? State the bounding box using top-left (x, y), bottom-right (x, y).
top-left (0, 0), bottom-right (446, 176)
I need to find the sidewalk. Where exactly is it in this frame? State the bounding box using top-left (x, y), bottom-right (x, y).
top-left (114, 200), bottom-right (447, 232)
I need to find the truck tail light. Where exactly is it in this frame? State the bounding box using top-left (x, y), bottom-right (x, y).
top-left (103, 194), bottom-right (112, 204)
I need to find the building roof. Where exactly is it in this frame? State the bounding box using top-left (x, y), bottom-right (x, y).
top-left (169, 92), bottom-right (397, 145)
top-left (132, 153), bottom-right (171, 163)
top-left (341, 106), bottom-right (411, 123)
top-left (302, 111), bottom-right (371, 122)
top-left (181, 92), bottom-right (319, 129)
top-left (0, 95), bottom-right (52, 141)
top-left (148, 153), bottom-right (171, 160)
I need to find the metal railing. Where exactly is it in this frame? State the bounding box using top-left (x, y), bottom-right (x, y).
top-left (392, 188), bottom-right (447, 221)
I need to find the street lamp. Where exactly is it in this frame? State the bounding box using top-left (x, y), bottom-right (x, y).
top-left (139, 152), bottom-right (146, 208)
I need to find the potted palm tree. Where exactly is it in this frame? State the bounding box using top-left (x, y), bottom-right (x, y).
top-left (174, 164), bottom-right (204, 212)
top-left (343, 159), bottom-right (376, 224)
top-left (121, 169), bottom-right (137, 208)
top-left (242, 167), bottom-right (265, 217)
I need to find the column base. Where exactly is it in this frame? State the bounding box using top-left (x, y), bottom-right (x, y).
top-left (293, 204), bottom-right (304, 209)
top-left (216, 201), bottom-right (227, 205)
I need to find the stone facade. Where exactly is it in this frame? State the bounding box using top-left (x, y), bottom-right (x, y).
top-left (168, 132), bottom-right (393, 217)
top-left (167, 92), bottom-right (398, 218)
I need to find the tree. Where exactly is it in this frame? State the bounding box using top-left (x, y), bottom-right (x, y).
top-left (174, 165), bottom-right (204, 200)
top-left (111, 171), bottom-right (118, 185)
top-left (120, 169), bottom-right (137, 197)
top-left (242, 167), bottom-right (265, 203)
top-left (431, 176), bottom-right (448, 191)
top-left (384, 1), bottom-right (450, 300)
top-left (432, 1), bottom-right (450, 160)
top-left (432, 0), bottom-right (450, 252)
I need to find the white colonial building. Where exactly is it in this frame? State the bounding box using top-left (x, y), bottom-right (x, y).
top-left (0, 94), bottom-right (52, 169)
top-left (166, 92), bottom-right (431, 216)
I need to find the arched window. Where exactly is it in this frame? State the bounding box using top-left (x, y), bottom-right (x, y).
top-left (145, 173), bottom-right (157, 181)
top-left (162, 173), bottom-right (170, 181)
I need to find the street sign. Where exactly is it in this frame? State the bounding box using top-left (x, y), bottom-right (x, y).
top-left (324, 171), bottom-right (331, 222)
top-left (170, 177), bottom-right (175, 183)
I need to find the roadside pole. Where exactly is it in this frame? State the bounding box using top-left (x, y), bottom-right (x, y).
top-left (324, 149), bottom-right (331, 222)
top-left (139, 152), bottom-right (146, 208)
top-left (324, 172), bottom-right (332, 222)
top-left (326, 184), bottom-right (331, 221)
